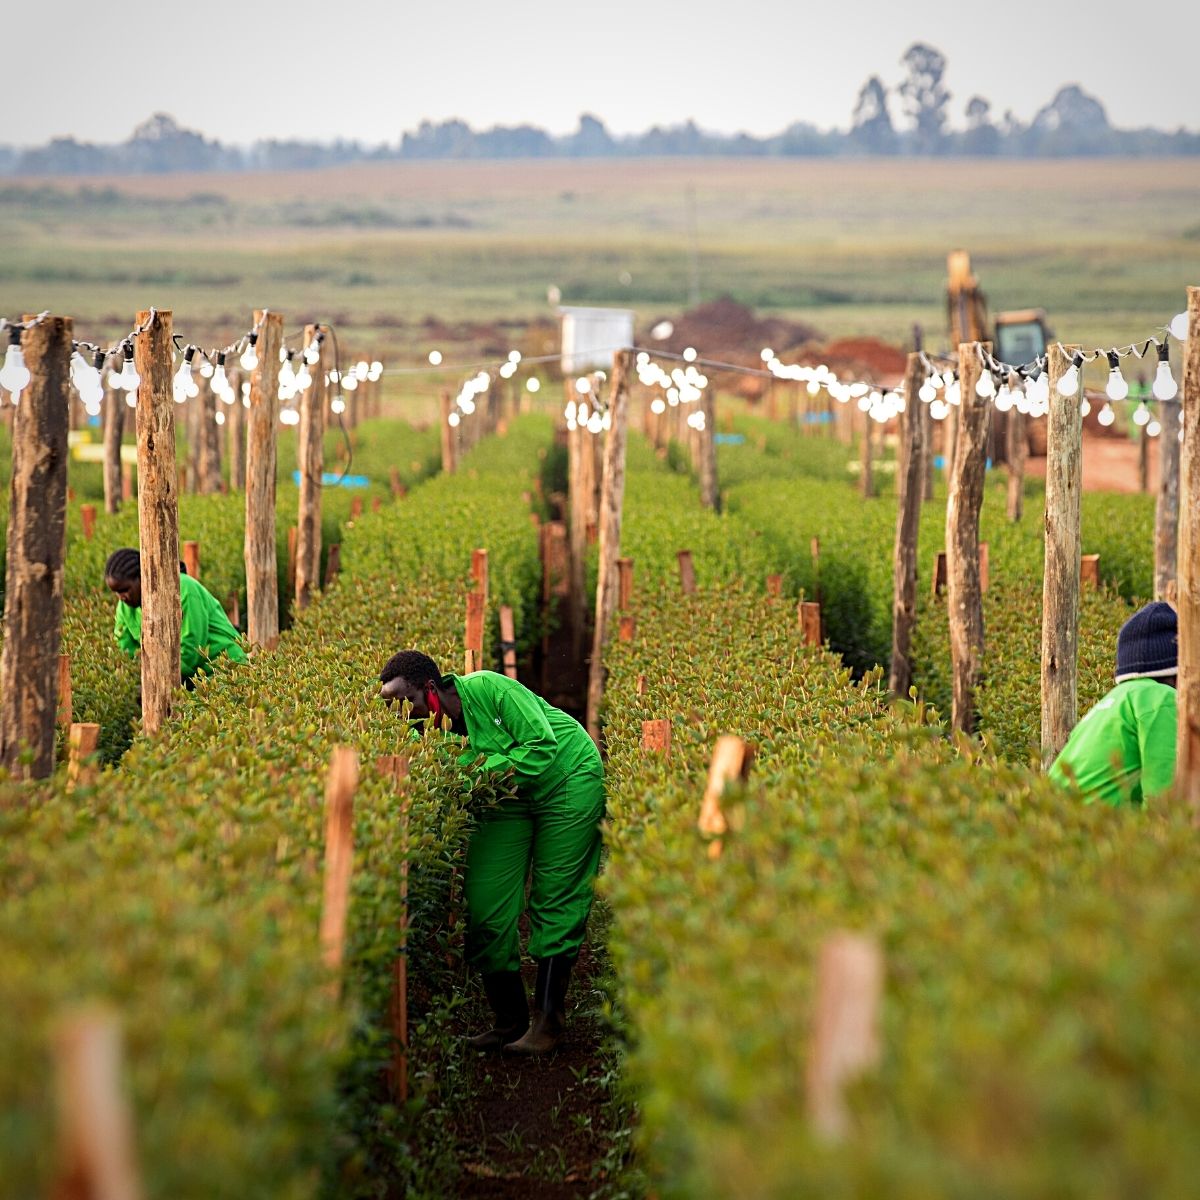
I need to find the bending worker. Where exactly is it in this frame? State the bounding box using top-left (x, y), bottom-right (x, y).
top-left (104, 548), bottom-right (247, 683)
top-left (1050, 600), bottom-right (1177, 806)
top-left (379, 649), bottom-right (604, 1055)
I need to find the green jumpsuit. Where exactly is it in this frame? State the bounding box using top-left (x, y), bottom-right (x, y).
top-left (447, 671), bottom-right (604, 976)
top-left (114, 573), bottom-right (247, 680)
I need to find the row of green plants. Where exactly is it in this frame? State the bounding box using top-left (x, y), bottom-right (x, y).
top-left (0, 416), bottom-right (551, 1196)
top-left (599, 539), bottom-right (1199, 1199)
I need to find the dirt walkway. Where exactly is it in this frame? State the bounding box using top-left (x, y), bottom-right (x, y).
top-left (1024, 435), bottom-right (1159, 494)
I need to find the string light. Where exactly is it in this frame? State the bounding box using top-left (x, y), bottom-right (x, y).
top-left (239, 333), bottom-right (259, 372)
top-left (1056, 351), bottom-right (1083, 397)
top-left (1169, 311), bottom-right (1188, 341)
top-left (172, 346), bottom-right (199, 404)
top-left (1152, 342), bottom-right (1178, 401)
top-left (1132, 400), bottom-right (1151, 427)
top-left (1104, 351), bottom-right (1129, 401)
top-left (1097, 402), bottom-right (1116, 427)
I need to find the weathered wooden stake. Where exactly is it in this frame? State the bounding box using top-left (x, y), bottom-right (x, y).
top-left (132, 310), bottom-right (181, 737)
top-left (227, 367), bottom-right (246, 491)
top-left (52, 1007), bottom-right (144, 1200)
top-left (471, 547), bottom-right (489, 608)
top-left (296, 325), bottom-right (326, 613)
top-left (978, 541), bottom-right (990, 593)
top-left (931, 551), bottom-right (948, 597)
top-left (677, 550), bottom-right (696, 596)
top-left (698, 735), bottom-right (753, 860)
top-left (103, 384), bottom-right (125, 514)
top-left (1156, 399), bottom-right (1181, 600)
top-left (618, 615), bottom-right (635, 643)
top-left (860, 411), bottom-right (874, 498)
top-left (1041, 343), bottom-right (1084, 763)
top-left (182, 540), bottom-right (200, 581)
top-left (805, 932), bottom-right (884, 1143)
top-left (464, 590), bottom-right (485, 675)
top-left (67, 722), bottom-right (100, 789)
top-left (697, 384), bottom-right (719, 510)
top-left (499, 605), bottom-right (518, 679)
top-left (946, 341), bottom-right (991, 735)
top-left (320, 747), bottom-right (359, 982)
top-left (1178, 287), bottom-right (1200, 817)
top-left (1080, 554), bottom-right (1100, 589)
top-left (587, 350), bottom-right (632, 742)
top-left (889, 351), bottom-right (925, 696)
top-left (245, 311), bottom-right (283, 649)
top-left (58, 654), bottom-right (73, 728)
top-left (641, 719), bottom-right (671, 754)
top-left (439, 390), bottom-right (457, 475)
top-left (617, 557), bottom-right (634, 610)
top-left (800, 601), bottom-right (822, 647)
top-left (636, 673), bottom-right (647, 696)
top-left (0, 315), bottom-right (71, 778)
top-left (79, 502), bottom-right (96, 541)
top-left (766, 573), bottom-right (783, 598)
top-left (285, 525), bottom-right (298, 597)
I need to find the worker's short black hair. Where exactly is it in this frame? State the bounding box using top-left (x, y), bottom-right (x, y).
top-left (104, 548), bottom-right (140, 582)
top-left (380, 650), bottom-right (441, 687)
top-left (104, 548), bottom-right (189, 581)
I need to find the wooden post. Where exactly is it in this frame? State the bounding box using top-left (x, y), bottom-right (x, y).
top-left (67, 722), bottom-right (100, 789)
top-left (471, 547), bottom-right (489, 609)
top-left (1006, 399), bottom-right (1026, 521)
top-left (372, 495), bottom-right (382, 514)
top-left (185, 375), bottom-right (203, 494)
top-left (439, 389), bottom-right (457, 474)
top-left (0, 315), bottom-right (71, 778)
top-left (390, 466), bottom-right (403, 497)
top-left (324, 542), bottom-right (341, 589)
top-left (617, 557), bottom-right (634, 610)
top-left (1041, 343), bottom-right (1084, 763)
top-left (677, 549), bottom-right (696, 596)
top-left (860, 411), bottom-right (874, 498)
top-left (198, 372), bottom-right (222, 494)
top-left (800, 601), bottom-right (822, 647)
top-left (132, 310), bottom-right (181, 736)
top-left (1156, 399), bottom-right (1181, 600)
top-left (805, 932), bottom-right (884, 1143)
top-left (946, 341), bottom-right (992, 736)
top-left (350, 495), bottom-right (363, 521)
top-left (636, 673), bottom-right (647, 696)
top-left (641, 719), bottom-right (671, 754)
top-left (121, 460), bottom-right (133, 503)
top-left (319, 746), bottom-right (358, 981)
top-left (890, 351), bottom-right (926, 696)
top-left (931, 551), bottom-right (948, 597)
top-left (227, 367), bottom-right (246, 491)
top-left (52, 1007), bottom-right (144, 1200)
top-left (921, 400), bottom-right (935, 501)
top-left (285, 525), bottom-right (298, 597)
top-left (766, 573), bottom-right (783, 597)
top-left (174, 537), bottom-right (198, 582)
top-left (587, 350), bottom-right (632, 742)
top-left (296, 324), bottom-right (326, 613)
top-left (1178, 286), bottom-right (1200, 816)
top-left (618, 615), bottom-right (635, 642)
top-left (697, 384), bottom-right (719, 510)
top-left (58, 654), bottom-right (73, 728)
top-left (1139, 428), bottom-right (1151, 494)
top-left (1080, 554), bottom-right (1100, 589)
top-left (499, 605), bottom-right (518, 679)
top-left (464, 591), bottom-right (485, 674)
top-left (80, 503), bottom-right (96, 541)
top-left (226, 590), bottom-right (240, 629)
top-left (102, 383), bottom-right (125, 515)
top-left (979, 541), bottom-right (989, 593)
top-left (698, 735), bottom-right (752, 860)
top-left (245, 310), bottom-right (283, 650)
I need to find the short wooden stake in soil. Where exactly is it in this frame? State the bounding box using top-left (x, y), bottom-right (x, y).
top-left (1156, 398), bottom-right (1181, 600)
top-left (296, 324), bottom-right (326, 613)
top-left (1041, 342), bottom-right (1084, 763)
top-left (805, 931), bottom-right (884, 1143)
top-left (945, 340), bottom-right (992, 735)
top-left (677, 549), bottom-right (696, 596)
top-left (320, 747), bottom-right (359, 982)
top-left (0, 314), bottom-right (71, 779)
top-left (587, 351), bottom-right (632, 743)
top-left (618, 615), bottom-right (636, 643)
top-left (499, 605), bottom-right (518, 678)
top-left (800, 601), bottom-right (822, 647)
top-left (245, 310), bottom-right (283, 650)
top-left (182, 540), bottom-right (200, 581)
top-left (636, 674), bottom-right (647, 696)
top-left (641, 719), bottom-right (671, 754)
top-left (80, 503), bottom-right (96, 541)
top-left (1178, 286), bottom-right (1200, 818)
top-left (890, 351), bottom-right (926, 696)
top-left (811, 537), bottom-right (822, 605)
top-left (323, 543), bottom-right (341, 589)
top-left (464, 590), bottom-right (485, 675)
top-left (58, 654), bottom-right (73, 729)
top-left (698, 735), bottom-right (753, 861)
top-left (133, 309), bottom-right (181, 737)
top-left (390, 466), bottom-right (403, 497)
top-left (67, 722), bottom-right (100, 790)
top-left (766, 573), bottom-right (783, 598)
top-left (617, 557), bottom-right (634, 610)
top-left (471, 547), bottom-right (489, 608)
top-left (978, 541), bottom-right (990, 593)
top-left (52, 1007), bottom-right (144, 1200)
top-left (1080, 554), bottom-right (1100, 589)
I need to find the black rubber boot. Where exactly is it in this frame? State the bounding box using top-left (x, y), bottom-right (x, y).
top-left (465, 971), bottom-right (529, 1052)
top-left (504, 956), bottom-right (574, 1056)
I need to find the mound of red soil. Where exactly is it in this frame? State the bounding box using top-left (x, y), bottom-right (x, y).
top-left (645, 296), bottom-right (821, 362)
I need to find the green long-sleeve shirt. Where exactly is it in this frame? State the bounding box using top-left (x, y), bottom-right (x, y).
top-left (447, 671), bottom-right (601, 803)
top-left (114, 573), bottom-right (248, 680)
top-left (1049, 678), bottom-right (1177, 807)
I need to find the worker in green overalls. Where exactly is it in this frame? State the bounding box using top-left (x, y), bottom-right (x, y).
top-left (104, 548), bottom-right (247, 684)
top-left (379, 649), bottom-right (604, 1055)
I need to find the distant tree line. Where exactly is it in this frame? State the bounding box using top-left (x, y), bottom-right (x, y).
top-left (5, 44), bottom-right (1197, 175)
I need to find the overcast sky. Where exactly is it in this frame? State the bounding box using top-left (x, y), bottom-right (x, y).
top-left (10, 0), bottom-right (1199, 146)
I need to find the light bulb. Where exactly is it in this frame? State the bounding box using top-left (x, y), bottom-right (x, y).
top-left (994, 383), bottom-right (1012, 412)
top-left (1169, 311), bottom-right (1188, 341)
top-left (1015, 385), bottom-right (1032, 415)
top-left (575, 378), bottom-right (590, 395)
top-left (650, 397), bottom-right (666, 415)
top-left (683, 347), bottom-right (697, 363)
top-left (0, 331), bottom-right (30, 394)
top-left (1104, 352), bottom-right (1128, 401)
top-left (918, 381), bottom-right (936, 403)
top-left (239, 334), bottom-right (259, 371)
top-left (975, 372), bottom-right (996, 399)
top-left (587, 412), bottom-right (602, 434)
top-left (447, 411), bottom-right (460, 427)
top-left (278, 354), bottom-right (297, 399)
top-left (215, 409), bottom-right (226, 426)
top-left (508, 350), bottom-right (521, 363)
top-left (930, 399), bottom-right (949, 421)
top-left (1097, 402), bottom-right (1115, 427)
top-left (1132, 401), bottom-right (1151, 427)
top-left (304, 337), bottom-right (323, 365)
top-left (526, 377), bottom-right (540, 393)
top-left (330, 395), bottom-right (346, 415)
top-left (1147, 419), bottom-right (1162, 438)
top-left (1152, 343), bottom-right (1178, 400)
top-left (199, 360), bottom-right (214, 379)
top-left (1030, 369), bottom-right (1049, 403)
top-left (577, 402), bottom-right (590, 424)
top-left (342, 374), bottom-right (358, 392)
top-left (173, 347), bottom-right (197, 404)
top-left (499, 362), bottom-right (516, 380)
top-left (124, 392), bottom-right (137, 409)
top-left (564, 400), bottom-right (577, 423)
top-left (760, 347), bottom-right (773, 362)
top-left (213, 354), bottom-right (229, 399)
top-left (120, 353), bottom-right (140, 394)
top-left (295, 363), bottom-right (312, 391)
top-left (1056, 353), bottom-right (1082, 397)
top-left (945, 379), bottom-right (961, 406)
top-left (1080, 396), bottom-right (1091, 418)
top-left (353, 360), bottom-right (367, 381)
top-left (368, 362), bottom-right (383, 381)
top-left (428, 350), bottom-right (443, 366)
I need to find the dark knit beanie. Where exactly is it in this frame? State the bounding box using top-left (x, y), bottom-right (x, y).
top-left (1115, 601), bottom-right (1177, 682)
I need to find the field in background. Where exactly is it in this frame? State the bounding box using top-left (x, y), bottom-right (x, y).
top-left (1, 157), bottom-right (1197, 362)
